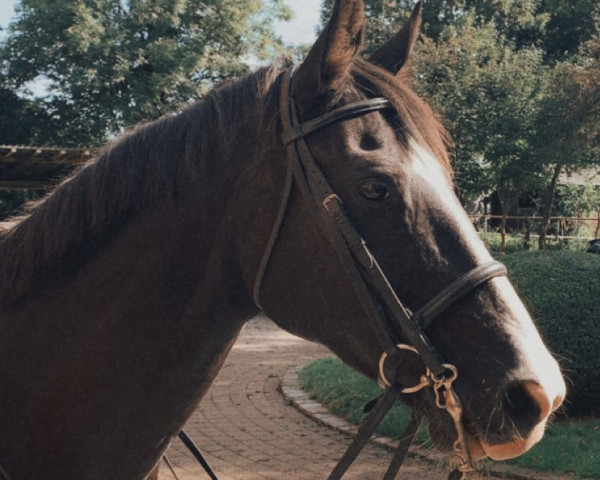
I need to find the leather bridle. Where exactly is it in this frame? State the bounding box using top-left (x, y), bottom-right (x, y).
top-left (253, 65), bottom-right (508, 480)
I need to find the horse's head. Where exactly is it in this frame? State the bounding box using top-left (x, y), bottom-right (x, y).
top-left (249, 0), bottom-right (565, 464)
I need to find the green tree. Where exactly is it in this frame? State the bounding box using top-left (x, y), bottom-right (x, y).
top-left (555, 183), bottom-right (600, 237)
top-left (413, 16), bottom-right (547, 250)
top-left (535, 38), bottom-right (600, 248)
top-left (540, 0), bottom-right (600, 60)
top-left (0, 74), bottom-right (50, 219)
top-left (0, 85), bottom-right (55, 146)
top-left (319, 0), bottom-right (548, 50)
top-left (413, 18), bottom-right (499, 202)
top-left (1, 0), bottom-right (290, 146)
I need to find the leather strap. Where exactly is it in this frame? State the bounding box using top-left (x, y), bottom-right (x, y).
top-left (252, 142), bottom-right (294, 309)
top-left (327, 385), bottom-right (422, 480)
top-left (283, 98), bottom-right (392, 144)
top-left (322, 193), bottom-right (448, 376)
top-left (327, 385), bottom-right (404, 480)
top-left (416, 261), bottom-right (507, 330)
top-left (178, 430), bottom-right (219, 480)
top-left (279, 67), bottom-right (401, 355)
top-left (382, 411), bottom-right (421, 480)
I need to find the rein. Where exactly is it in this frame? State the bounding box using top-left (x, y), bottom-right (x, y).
top-left (253, 66), bottom-right (508, 480)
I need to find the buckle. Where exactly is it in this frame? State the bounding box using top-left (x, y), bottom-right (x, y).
top-left (322, 193), bottom-right (341, 212)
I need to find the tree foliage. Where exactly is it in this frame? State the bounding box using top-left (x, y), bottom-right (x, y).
top-left (412, 14), bottom-right (550, 250)
top-left (320, 0), bottom-right (550, 50)
top-left (0, 81), bottom-right (55, 145)
top-left (533, 38), bottom-right (600, 247)
top-left (0, 0), bottom-right (290, 146)
top-left (318, 0), bottom-right (599, 249)
top-left (541, 0), bottom-right (600, 60)
top-left (414, 17), bottom-right (547, 202)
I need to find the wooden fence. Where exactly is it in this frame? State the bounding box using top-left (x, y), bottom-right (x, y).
top-left (469, 214), bottom-right (600, 239)
top-left (0, 145), bottom-right (92, 190)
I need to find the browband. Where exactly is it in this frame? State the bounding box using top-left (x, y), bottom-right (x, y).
top-left (282, 98), bottom-right (393, 145)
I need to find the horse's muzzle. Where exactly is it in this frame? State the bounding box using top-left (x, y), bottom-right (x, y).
top-left (463, 379), bottom-right (565, 461)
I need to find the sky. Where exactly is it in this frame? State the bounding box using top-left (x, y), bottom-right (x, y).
top-left (276, 0), bottom-right (322, 45)
top-left (0, 1), bottom-right (17, 39)
top-left (0, 0), bottom-right (321, 45)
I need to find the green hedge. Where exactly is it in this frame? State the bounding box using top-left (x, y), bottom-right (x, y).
top-left (502, 251), bottom-right (600, 417)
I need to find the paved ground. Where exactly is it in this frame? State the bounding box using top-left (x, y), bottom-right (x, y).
top-left (157, 315), bottom-right (448, 480)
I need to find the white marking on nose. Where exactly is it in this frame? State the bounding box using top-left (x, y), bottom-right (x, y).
top-left (495, 276), bottom-right (567, 414)
top-left (409, 139), bottom-right (566, 457)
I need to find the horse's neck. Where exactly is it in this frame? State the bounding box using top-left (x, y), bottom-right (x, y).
top-left (0, 183), bottom-right (258, 479)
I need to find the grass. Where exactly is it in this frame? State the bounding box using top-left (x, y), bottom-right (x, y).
top-left (510, 418), bottom-right (600, 476)
top-left (299, 357), bottom-right (600, 478)
top-left (297, 248), bottom-right (600, 478)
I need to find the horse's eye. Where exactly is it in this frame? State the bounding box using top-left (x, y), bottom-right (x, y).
top-left (359, 181), bottom-right (389, 201)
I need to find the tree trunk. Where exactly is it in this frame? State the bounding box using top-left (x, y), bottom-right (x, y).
top-left (496, 181), bottom-right (513, 253)
top-left (523, 217), bottom-right (531, 250)
top-left (538, 160), bottom-right (563, 250)
top-left (499, 206), bottom-right (508, 252)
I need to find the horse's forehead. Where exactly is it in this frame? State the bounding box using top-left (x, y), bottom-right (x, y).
top-left (327, 109), bottom-right (401, 152)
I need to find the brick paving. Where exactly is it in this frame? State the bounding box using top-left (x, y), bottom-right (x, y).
top-left (158, 315), bottom-right (447, 480)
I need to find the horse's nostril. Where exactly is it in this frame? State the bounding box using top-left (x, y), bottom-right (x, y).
top-left (503, 382), bottom-right (546, 436)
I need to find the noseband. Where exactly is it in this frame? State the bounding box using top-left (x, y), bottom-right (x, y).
top-left (254, 65), bottom-right (507, 480)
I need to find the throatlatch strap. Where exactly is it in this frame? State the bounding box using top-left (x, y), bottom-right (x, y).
top-left (252, 144), bottom-right (294, 309)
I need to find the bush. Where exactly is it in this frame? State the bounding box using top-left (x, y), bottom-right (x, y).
top-left (502, 251), bottom-right (600, 417)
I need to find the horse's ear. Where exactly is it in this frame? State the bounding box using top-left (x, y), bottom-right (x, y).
top-left (293, 0), bottom-right (365, 111)
top-left (368, 1), bottom-right (423, 75)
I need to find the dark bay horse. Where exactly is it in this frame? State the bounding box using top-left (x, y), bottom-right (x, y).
top-left (0, 1), bottom-right (564, 479)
